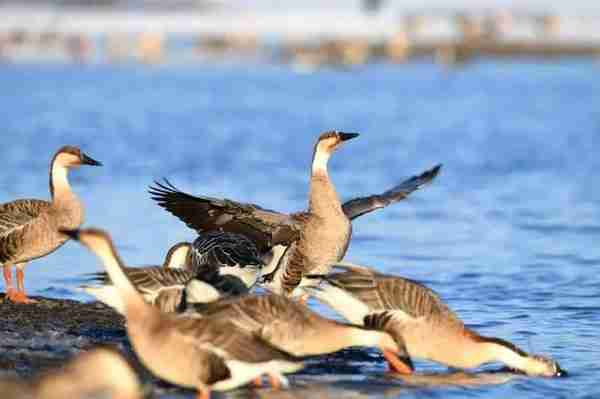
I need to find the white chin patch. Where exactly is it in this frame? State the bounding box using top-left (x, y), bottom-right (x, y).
top-left (312, 149), bottom-right (330, 172)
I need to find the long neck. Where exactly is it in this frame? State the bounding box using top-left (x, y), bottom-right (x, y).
top-left (96, 242), bottom-right (148, 314)
top-left (309, 148), bottom-right (342, 216)
top-left (458, 331), bottom-right (531, 371)
top-left (327, 322), bottom-right (386, 352)
top-left (50, 162), bottom-right (77, 204)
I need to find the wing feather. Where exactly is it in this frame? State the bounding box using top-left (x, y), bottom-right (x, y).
top-left (148, 180), bottom-right (301, 252)
top-left (0, 199), bottom-right (49, 238)
top-left (342, 164), bottom-right (441, 220)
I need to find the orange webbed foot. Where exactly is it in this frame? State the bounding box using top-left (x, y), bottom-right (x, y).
top-left (6, 289), bottom-right (37, 304)
top-left (383, 349), bottom-right (413, 375)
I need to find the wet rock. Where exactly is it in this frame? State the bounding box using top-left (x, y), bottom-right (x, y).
top-left (0, 294), bottom-right (127, 377)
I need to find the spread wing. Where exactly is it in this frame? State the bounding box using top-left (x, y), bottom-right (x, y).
top-left (0, 199), bottom-right (50, 238)
top-left (342, 164), bottom-right (442, 220)
top-left (149, 180), bottom-right (301, 253)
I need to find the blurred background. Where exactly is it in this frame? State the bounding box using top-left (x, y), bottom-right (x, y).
top-left (1, 0), bottom-right (600, 65)
top-left (0, 1), bottom-right (599, 398)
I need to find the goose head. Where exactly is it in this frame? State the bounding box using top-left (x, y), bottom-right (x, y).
top-left (61, 228), bottom-right (124, 271)
top-left (53, 145), bottom-right (102, 169)
top-left (312, 131), bottom-right (359, 173)
top-left (163, 242), bottom-right (192, 269)
top-left (521, 354), bottom-right (566, 377)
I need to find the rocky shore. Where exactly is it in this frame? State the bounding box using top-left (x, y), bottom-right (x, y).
top-left (0, 295), bottom-right (127, 377)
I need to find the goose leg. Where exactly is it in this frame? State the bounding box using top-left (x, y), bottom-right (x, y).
top-left (196, 386), bottom-right (210, 399)
top-left (252, 376), bottom-right (263, 387)
top-left (3, 263), bottom-right (19, 301)
top-left (383, 350), bottom-right (414, 375)
top-left (268, 373), bottom-right (289, 390)
top-left (297, 293), bottom-right (309, 305)
top-left (14, 263), bottom-right (36, 304)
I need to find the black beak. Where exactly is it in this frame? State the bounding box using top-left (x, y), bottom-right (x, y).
top-left (338, 132), bottom-right (360, 142)
top-left (60, 228), bottom-right (80, 240)
top-left (81, 153), bottom-right (102, 166)
top-left (555, 364), bottom-right (568, 378)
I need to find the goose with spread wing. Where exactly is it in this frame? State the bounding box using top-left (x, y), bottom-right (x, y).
top-left (149, 131), bottom-right (441, 297)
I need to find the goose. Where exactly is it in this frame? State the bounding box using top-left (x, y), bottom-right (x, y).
top-left (302, 264), bottom-right (566, 377)
top-left (0, 145), bottom-right (101, 303)
top-left (149, 130), bottom-right (441, 298)
top-left (82, 231), bottom-right (264, 313)
top-left (64, 227), bottom-right (303, 398)
top-left (81, 241), bottom-right (193, 313)
top-left (184, 293), bottom-right (411, 374)
top-left (0, 346), bottom-right (142, 399)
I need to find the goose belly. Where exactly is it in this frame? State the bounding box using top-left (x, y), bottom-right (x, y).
top-left (301, 217), bottom-right (352, 274)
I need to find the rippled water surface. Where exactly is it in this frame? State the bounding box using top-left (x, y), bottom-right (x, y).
top-left (1, 60), bottom-right (599, 398)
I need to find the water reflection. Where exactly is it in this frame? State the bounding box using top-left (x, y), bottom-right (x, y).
top-left (241, 371), bottom-right (520, 399)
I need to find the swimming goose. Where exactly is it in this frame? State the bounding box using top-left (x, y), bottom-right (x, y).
top-left (0, 145), bottom-right (101, 304)
top-left (302, 264), bottom-right (565, 377)
top-left (83, 231), bottom-right (264, 313)
top-left (150, 132), bottom-right (440, 297)
top-left (65, 227), bottom-right (303, 398)
top-left (0, 346), bottom-right (142, 399)
top-left (184, 293), bottom-right (411, 373)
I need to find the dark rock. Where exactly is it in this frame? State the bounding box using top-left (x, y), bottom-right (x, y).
top-left (0, 294), bottom-right (127, 377)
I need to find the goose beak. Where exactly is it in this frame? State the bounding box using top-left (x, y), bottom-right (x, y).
top-left (338, 132), bottom-right (360, 142)
top-left (60, 228), bottom-right (80, 240)
top-left (555, 363), bottom-right (568, 378)
top-left (81, 153), bottom-right (103, 166)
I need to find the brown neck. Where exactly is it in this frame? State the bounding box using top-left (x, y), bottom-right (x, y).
top-left (49, 161), bottom-right (78, 205)
top-left (317, 321), bottom-right (385, 353)
top-left (309, 173), bottom-right (343, 216)
top-left (439, 329), bottom-right (531, 370)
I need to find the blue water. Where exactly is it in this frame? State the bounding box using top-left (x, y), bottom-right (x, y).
top-left (1, 60), bottom-right (599, 398)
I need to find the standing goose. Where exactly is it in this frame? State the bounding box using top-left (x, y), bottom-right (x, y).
top-left (82, 231), bottom-right (264, 313)
top-left (302, 264), bottom-right (565, 377)
top-left (0, 145), bottom-right (101, 303)
top-left (65, 227), bottom-right (303, 398)
top-left (150, 131), bottom-right (440, 297)
top-left (0, 347), bottom-right (142, 399)
top-left (185, 293), bottom-right (411, 374)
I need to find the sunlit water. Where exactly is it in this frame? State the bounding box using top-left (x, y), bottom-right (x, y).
top-left (0, 60), bottom-right (599, 398)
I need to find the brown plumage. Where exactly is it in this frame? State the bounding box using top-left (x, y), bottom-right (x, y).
top-left (149, 135), bottom-right (441, 297)
top-left (186, 293), bottom-right (404, 362)
top-left (0, 145), bottom-right (101, 303)
top-left (83, 232), bottom-right (265, 313)
top-left (67, 227), bottom-right (303, 397)
top-left (150, 131), bottom-right (358, 297)
top-left (303, 264), bottom-right (565, 377)
top-left (0, 347), bottom-right (142, 399)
